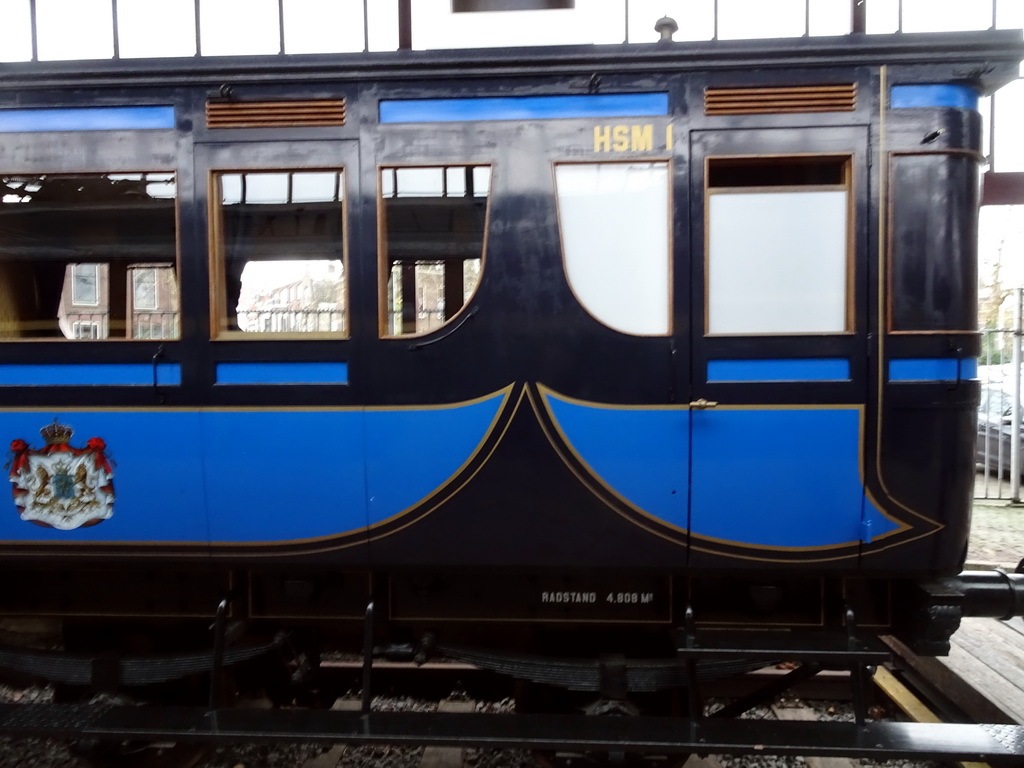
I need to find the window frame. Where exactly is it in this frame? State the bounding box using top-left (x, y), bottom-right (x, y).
top-left (377, 162), bottom-right (491, 340)
top-left (703, 153), bottom-right (856, 337)
top-left (71, 320), bottom-right (101, 339)
top-left (132, 266), bottom-right (158, 310)
top-left (0, 170), bottom-right (180, 343)
top-left (71, 263), bottom-right (101, 307)
top-left (553, 158), bottom-right (674, 337)
top-left (208, 166), bottom-right (350, 341)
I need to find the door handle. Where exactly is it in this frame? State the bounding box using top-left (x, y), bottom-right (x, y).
top-left (689, 398), bottom-right (719, 409)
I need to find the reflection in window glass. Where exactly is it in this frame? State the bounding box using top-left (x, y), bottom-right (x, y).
top-left (292, 172), bottom-right (341, 203)
top-left (0, 173), bottom-right (178, 340)
top-left (118, 0), bottom-right (196, 58)
top-left (244, 173), bottom-right (292, 204)
top-left (706, 158), bottom-right (850, 335)
top-left (556, 163), bottom-right (670, 336)
top-left (221, 175), bottom-right (243, 205)
top-left (0, 0), bottom-right (33, 62)
top-left (200, 0), bottom-right (279, 55)
top-left (381, 166), bottom-right (489, 337)
top-left (395, 168), bottom-right (446, 197)
top-left (214, 170), bottom-right (346, 337)
top-left (37, 0), bottom-right (114, 61)
top-left (72, 264), bottom-right (99, 306)
top-left (284, 0), bottom-right (364, 54)
top-left (133, 268), bottom-right (157, 310)
top-left (73, 321), bottom-right (100, 339)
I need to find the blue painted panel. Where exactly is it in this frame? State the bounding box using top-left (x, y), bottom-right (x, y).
top-left (364, 392), bottom-right (508, 528)
top-left (691, 409), bottom-right (897, 547)
top-left (707, 359), bottom-right (850, 382)
top-left (202, 411), bottom-right (367, 542)
top-left (216, 362), bottom-right (348, 385)
top-left (0, 411), bottom-right (207, 543)
top-left (0, 106), bottom-right (175, 132)
top-left (380, 93), bottom-right (669, 123)
top-left (889, 358), bottom-right (960, 381)
top-left (960, 358), bottom-right (979, 379)
top-left (543, 393), bottom-right (688, 529)
top-left (0, 393), bottom-right (507, 545)
top-left (890, 85), bottom-right (978, 110)
top-left (0, 364), bottom-right (180, 386)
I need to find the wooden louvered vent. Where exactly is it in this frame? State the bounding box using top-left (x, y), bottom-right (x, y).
top-left (704, 84), bottom-right (857, 116)
top-left (206, 99), bottom-right (346, 129)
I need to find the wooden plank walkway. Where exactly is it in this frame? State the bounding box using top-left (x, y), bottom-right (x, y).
top-left (889, 617), bottom-right (1024, 726)
top-left (944, 616), bottom-right (1024, 725)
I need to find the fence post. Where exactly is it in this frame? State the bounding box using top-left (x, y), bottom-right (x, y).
top-left (1012, 288), bottom-right (1023, 503)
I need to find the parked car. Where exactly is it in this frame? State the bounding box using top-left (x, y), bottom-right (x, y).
top-left (976, 386), bottom-right (1024, 478)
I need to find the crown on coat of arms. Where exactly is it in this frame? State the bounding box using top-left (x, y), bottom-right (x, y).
top-left (40, 420), bottom-right (73, 446)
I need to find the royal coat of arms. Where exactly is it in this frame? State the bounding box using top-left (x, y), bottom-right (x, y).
top-left (8, 421), bottom-right (114, 530)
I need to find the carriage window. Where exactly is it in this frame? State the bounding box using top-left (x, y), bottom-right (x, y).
top-left (0, 173), bottom-right (179, 340)
top-left (706, 156), bottom-right (850, 335)
top-left (380, 165), bottom-right (489, 337)
top-left (555, 162), bottom-right (670, 335)
top-left (212, 170), bottom-right (347, 338)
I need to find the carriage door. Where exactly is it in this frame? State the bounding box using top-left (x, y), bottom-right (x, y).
top-left (685, 127), bottom-right (877, 566)
top-left (197, 140), bottom-right (367, 546)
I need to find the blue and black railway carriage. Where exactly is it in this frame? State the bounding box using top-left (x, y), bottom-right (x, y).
top-left (0, 30), bottom-right (1020, 648)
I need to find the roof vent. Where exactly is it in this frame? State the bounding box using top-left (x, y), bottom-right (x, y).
top-left (704, 84), bottom-right (857, 116)
top-left (206, 99), bottom-right (346, 129)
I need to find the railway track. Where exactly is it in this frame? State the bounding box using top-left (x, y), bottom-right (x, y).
top-left (0, 641), bottom-right (1018, 768)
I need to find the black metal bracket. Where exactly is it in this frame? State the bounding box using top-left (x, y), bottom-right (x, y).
top-left (597, 654), bottom-right (627, 701)
top-left (361, 600), bottom-right (374, 715)
top-left (207, 596), bottom-right (231, 730)
top-left (846, 606), bottom-right (870, 727)
top-left (682, 605), bottom-right (703, 731)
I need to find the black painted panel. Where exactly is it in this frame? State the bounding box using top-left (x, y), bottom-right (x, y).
top-left (890, 153), bottom-right (979, 332)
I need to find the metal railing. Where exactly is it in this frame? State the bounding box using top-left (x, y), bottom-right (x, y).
top-left (976, 288), bottom-right (1024, 501)
top-left (236, 309), bottom-right (344, 335)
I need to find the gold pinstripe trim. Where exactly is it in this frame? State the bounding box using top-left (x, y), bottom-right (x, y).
top-left (0, 385), bottom-right (516, 552)
top-left (534, 383), bottom-right (908, 558)
top-left (365, 384), bottom-right (522, 535)
top-left (869, 65), bottom-right (944, 532)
